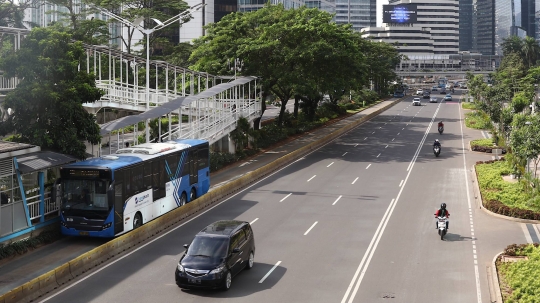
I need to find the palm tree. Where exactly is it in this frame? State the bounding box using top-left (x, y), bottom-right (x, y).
top-left (522, 36), bottom-right (540, 68)
top-left (502, 36), bottom-right (524, 56)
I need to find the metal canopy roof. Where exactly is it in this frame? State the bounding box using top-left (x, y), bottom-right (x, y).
top-left (16, 151), bottom-right (78, 174)
top-left (100, 76), bottom-right (256, 135)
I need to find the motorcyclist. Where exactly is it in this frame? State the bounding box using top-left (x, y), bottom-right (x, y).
top-left (438, 121), bottom-right (444, 129)
top-left (434, 203), bottom-right (450, 229)
top-left (433, 139), bottom-right (441, 147)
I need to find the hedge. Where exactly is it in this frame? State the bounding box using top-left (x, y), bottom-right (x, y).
top-left (0, 227), bottom-right (62, 260)
top-left (497, 243), bottom-right (540, 303)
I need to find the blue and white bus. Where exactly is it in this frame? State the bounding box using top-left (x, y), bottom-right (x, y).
top-left (56, 139), bottom-right (210, 237)
top-left (438, 78), bottom-right (447, 88)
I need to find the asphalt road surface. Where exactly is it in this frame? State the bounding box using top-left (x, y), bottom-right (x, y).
top-left (40, 94), bottom-right (492, 303)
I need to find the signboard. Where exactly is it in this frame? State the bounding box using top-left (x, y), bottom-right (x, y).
top-left (383, 4), bottom-right (417, 24)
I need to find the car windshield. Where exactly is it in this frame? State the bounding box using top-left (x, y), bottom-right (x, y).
top-left (60, 179), bottom-right (111, 219)
top-left (187, 236), bottom-right (228, 258)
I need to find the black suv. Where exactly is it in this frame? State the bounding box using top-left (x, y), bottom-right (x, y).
top-left (175, 220), bottom-right (256, 290)
top-left (422, 91), bottom-right (430, 99)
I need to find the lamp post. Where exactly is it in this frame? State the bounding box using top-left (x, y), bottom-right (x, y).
top-left (95, 3), bottom-right (205, 142)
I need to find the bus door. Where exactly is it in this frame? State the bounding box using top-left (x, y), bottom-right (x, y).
top-left (113, 172), bottom-right (124, 234)
top-left (189, 149), bottom-right (198, 186)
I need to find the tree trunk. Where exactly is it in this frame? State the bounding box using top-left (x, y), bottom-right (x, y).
top-left (294, 95), bottom-right (300, 118)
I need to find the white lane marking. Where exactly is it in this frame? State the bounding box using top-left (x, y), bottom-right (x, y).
top-left (366, 164), bottom-right (371, 169)
top-left (377, 153), bottom-right (381, 158)
top-left (406, 123), bottom-right (409, 126)
top-left (352, 177), bottom-right (359, 184)
top-left (459, 100), bottom-right (483, 303)
top-left (372, 131), bottom-right (375, 134)
top-left (392, 138), bottom-right (395, 142)
top-left (280, 193), bottom-right (292, 202)
top-left (333, 195), bottom-right (342, 205)
top-left (521, 223), bottom-right (533, 243)
top-left (259, 261), bottom-right (282, 283)
top-left (39, 101), bottom-right (387, 303)
top-left (402, 128), bottom-right (404, 130)
top-left (407, 105), bottom-right (441, 172)
top-left (342, 102), bottom-right (444, 303)
top-left (304, 221), bottom-right (318, 235)
top-left (364, 137), bottom-right (368, 140)
top-left (307, 175), bottom-right (316, 182)
top-left (385, 145), bottom-right (389, 148)
top-left (384, 123), bottom-right (387, 125)
top-left (379, 127), bottom-right (382, 129)
top-left (397, 132), bottom-right (400, 135)
top-left (343, 152), bottom-right (348, 156)
top-left (399, 180), bottom-right (403, 187)
top-left (327, 162), bottom-right (334, 167)
top-left (355, 144), bottom-right (358, 147)
top-left (250, 218), bottom-right (259, 225)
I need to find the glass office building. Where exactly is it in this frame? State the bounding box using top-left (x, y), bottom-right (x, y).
top-left (334, 0), bottom-right (376, 32)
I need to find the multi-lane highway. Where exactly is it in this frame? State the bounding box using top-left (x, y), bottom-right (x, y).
top-left (40, 94), bottom-right (490, 303)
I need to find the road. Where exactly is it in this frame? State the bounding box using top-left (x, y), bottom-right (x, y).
top-left (39, 93), bottom-right (523, 303)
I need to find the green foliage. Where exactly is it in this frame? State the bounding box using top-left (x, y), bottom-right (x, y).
top-left (461, 102), bottom-right (476, 110)
top-left (471, 138), bottom-right (494, 147)
top-left (0, 227), bottom-right (62, 260)
top-left (511, 91), bottom-right (531, 113)
top-left (510, 114), bottom-right (540, 176)
top-left (0, 27), bottom-right (102, 159)
top-left (465, 111), bottom-right (491, 129)
top-left (498, 243), bottom-right (540, 303)
top-left (476, 160), bottom-right (537, 212)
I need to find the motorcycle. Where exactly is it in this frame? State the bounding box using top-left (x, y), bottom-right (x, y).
top-left (438, 126), bottom-right (444, 134)
top-left (437, 216), bottom-right (448, 240)
top-left (433, 145), bottom-right (441, 157)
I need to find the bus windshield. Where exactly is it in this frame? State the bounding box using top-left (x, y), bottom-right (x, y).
top-left (61, 179), bottom-right (111, 219)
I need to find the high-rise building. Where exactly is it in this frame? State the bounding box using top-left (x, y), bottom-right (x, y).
top-left (362, 0), bottom-right (459, 55)
top-left (334, 0), bottom-right (376, 32)
top-left (459, 0), bottom-right (474, 51)
top-left (474, 0), bottom-right (495, 55)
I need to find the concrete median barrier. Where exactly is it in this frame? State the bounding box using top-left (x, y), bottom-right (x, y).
top-left (2, 287), bottom-right (23, 303)
top-left (3, 98), bottom-right (402, 303)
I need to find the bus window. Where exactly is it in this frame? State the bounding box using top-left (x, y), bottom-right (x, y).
top-left (143, 162), bottom-right (152, 190)
top-left (153, 159), bottom-right (165, 200)
top-left (199, 147), bottom-right (209, 170)
top-left (130, 164), bottom-right (144, 194)
top-left (167, 154), bottom-right (179, 179)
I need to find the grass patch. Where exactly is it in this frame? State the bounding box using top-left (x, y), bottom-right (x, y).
top-left (498, 243), bottom-right (540, 303)
top-left (471, 138), bottom-right (493, 147)
top-left (465, 110), bottom-right (491, 129)
top-left (476, 160), bottom-right (538, 212)
top-left (462, 102), bottom-right (476, 110)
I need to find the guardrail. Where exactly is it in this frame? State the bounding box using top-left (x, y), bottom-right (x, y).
top-left (27, 193), bottom-right (58, 221)
top-left (0, 97), bottom-right (402, 303)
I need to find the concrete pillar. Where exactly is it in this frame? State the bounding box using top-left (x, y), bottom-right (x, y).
top-left (227, 134), bottom-right (236, 154)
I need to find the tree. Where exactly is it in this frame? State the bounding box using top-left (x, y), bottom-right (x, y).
top-left (501, 36), bottom-right (524, 56)
top-left (0, 0), bottom-right (32, 28)
top-left (522, 36), bottom-right (540, 68)
top-left (510, 114), bottom-right (540, 178)
top-left (0, 27), bottom-right (102, 159)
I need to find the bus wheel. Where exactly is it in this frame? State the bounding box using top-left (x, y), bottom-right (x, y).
top-left (189, 188), bottom-right (197, 202)
top-left (180, 192), bottom-right (187, 206)
top-left (133, 212), bottom-right (142, 229)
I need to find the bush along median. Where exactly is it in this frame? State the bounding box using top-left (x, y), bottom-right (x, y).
top-left (465, 110), bottom-right (491, 129)
top-left (470, 138), bottom-right (507, 154)
top-left (496, 243), bottom-right (540, 303)
top-left (476, 159), bottom-right (540, 220)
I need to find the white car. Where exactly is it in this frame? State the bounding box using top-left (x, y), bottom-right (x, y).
top-left (445, 84), bottom-right (452, 89)
top-left (416, 89), bottom-right (423, 95)
top-left (430, 96), bottom-right (437, 103)
top-left (412, 98), bottom-right (421, 106)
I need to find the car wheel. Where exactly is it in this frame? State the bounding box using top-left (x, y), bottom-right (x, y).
top-left (246, 252), bottom-right (254, 270)
top-left (223, 271), bottom-right (232, 291)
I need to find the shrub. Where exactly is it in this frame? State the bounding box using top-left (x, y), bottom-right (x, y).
top-left (497, 243), bottom-right (540, 303)
top-left (0, 227), bottom-right (62, 260)
top-left (462, 102), bottom-right (476, 110)
top-left (465, 111), bottom-right (491, 129)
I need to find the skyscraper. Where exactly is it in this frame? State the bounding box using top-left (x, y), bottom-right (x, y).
top-left (459, 0), bottom-right (474, 51)
top-left (334, 0), bottom-right (376, 31)
top-left (474, 0), bottom-right (495, 55)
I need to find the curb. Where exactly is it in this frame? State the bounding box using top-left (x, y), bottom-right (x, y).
top-left (472, 165), bottom-right (540, 224)
top-left (0, 98), bottom-right (403, 303)
top-left (490, 252), bottom-right (504, 303)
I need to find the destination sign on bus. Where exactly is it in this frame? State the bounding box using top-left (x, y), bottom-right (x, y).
top-left (61, 169), bottom-right (111, 179)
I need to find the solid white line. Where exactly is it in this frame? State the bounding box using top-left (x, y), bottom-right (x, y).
top-left (332, 195), bottom-right (342, 205)
top-left (342, 103), bottom-right (443, 303)
top-left (327, 162), bottom-right (334, 167)
top-left (377, 153), bottom-right (381, 158)
top-left (459, 100), bottom-right (483, 303)
top-left (352, 177), bottom-right (359, 184)
top-left (521, 224), bottom-right (533, 244)
top-left (399, 180), bottom-right (403, 187)
top-left (407, 105), bottom-right (441, 172)
top-left (250, 218), bottom-right (259, 225)
top-left (307, 175), bottom-right (316, 182)
top-left (40, 99), bottom-right (391, 303)
top-left (366, 164), bottom-right (371, 169)
top-left (280, 193), bottom-right (292, 202)
top-left (304, 221), bottom-right (318, 235)
top-left (259, 261), bottom-right (282, 283)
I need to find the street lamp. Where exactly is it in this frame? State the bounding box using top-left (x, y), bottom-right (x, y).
top-left (95, 3), bottom-right (205, 142)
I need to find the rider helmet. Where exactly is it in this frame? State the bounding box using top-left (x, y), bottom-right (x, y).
top-left (440, 203), bottom-right (446, 210)
top-left (435, 139), bottom-right (439, 142)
